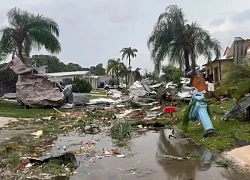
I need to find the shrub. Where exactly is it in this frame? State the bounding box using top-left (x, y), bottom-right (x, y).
top-left (108, 78), bottom-right (118, 86)
top-left (72, 78), bottom-right (92, 93)
top-left (110, 121), bottom-right (137, 141)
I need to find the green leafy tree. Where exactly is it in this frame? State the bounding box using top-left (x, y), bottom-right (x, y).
top-left (0, 47), bottom-right (11, 62)
top-left (145, 71), bottom-right (159, 81)
top-left (89, 63), bottom-right (106, 75)
top-left (31, 55), bottom-right (61, 72)
top-left (106, 58), bottom-right (127, 86)
top-left (219, 61), bottom-right (250, 101)
top-left (72, 78), bottom-right (92, 93)
top-left (147, 5), bottom-right (221, 75)
top-left (0, 7), bottom-right (61, 65)
top-left (30, 54), bottom-right (86, 73)
top-left (160, 65), bottom-right (183, 83)
top-left (66, 63), bottom-right (82, 71)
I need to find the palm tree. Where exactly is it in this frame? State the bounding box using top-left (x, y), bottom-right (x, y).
top-left (120, 47), bottom-right (138, 70)
top-left (0, 7), bottom-right (61, 65)
top-left (147, 5), bottom-right (221, 75)
top-left (106, 58), bottom-right (127, 86)
top-left (120, 47), bottom-right (138, 86)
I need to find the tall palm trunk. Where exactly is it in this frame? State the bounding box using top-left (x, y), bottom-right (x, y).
top-left (184, 50), bottom-right (190, 73)
top-left (125, 69), bottom-right (128, 87)
top-left (184, 51), bottom-right (191, 76)
top-left (191, 52), bottom-right (196, 76)
top-left (11, 49), bottom-right (16, 60)
top-left (127, 55), bottom-right (131, 86)
top-left (17, 42), bottom-right (27, 65)
top-left (116, 62), bottom-right (119, 88)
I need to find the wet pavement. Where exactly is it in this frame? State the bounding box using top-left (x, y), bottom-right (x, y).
top-left (40, 129), bottom-right (247, 180)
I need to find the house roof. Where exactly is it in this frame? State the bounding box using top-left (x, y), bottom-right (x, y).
top-left (223, 37), bottom-right (250, 59)
top-left (202, 58), bottom-right (233, 66)
top-left (46, 71), bottom-right (89, 77)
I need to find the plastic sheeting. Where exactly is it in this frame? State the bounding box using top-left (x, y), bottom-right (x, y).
top-left (129, 81), bottom-right (147, 97)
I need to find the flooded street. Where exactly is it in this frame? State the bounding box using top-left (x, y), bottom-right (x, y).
top-left (1, 1), bottom-right (250, 180)
top-left (40, 129), bottom-right (241, 180)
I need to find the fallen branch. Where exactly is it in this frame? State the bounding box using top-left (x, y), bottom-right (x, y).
top-left (159, 154), bottom-right (191, 161)
top-left (53, 108), bottom-right (63, 113)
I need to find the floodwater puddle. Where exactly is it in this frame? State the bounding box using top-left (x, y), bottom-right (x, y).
top-left (40, 129), bottom-right (247, 180)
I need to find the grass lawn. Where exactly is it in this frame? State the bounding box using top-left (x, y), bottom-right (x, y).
top-left (89, 95), bottom-right (108, 100)
top-left (91, 89), bottom-right (107, 95)
top-left (177, 99), bottom-right (250, 152)
top-left (0, 93), bottom-right (108, 118)
top-left (0, 101), bottom-right (56, 118)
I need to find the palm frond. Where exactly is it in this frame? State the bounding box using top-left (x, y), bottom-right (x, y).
top-left (7, 7), bottom-right (30, 29)
top-left (25, 15), bottom-right (59, 37)
top-left (182, 102), bottom-right (193, 132)
top-left (28, 29), bottom-right (61, 53)
top-left (148, 5), bottom-right (221, 74)
top-left (0, 7), bottom-right (61, 64)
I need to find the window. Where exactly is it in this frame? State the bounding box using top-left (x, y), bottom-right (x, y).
top-left (62, 78), bottom-right (72, 85)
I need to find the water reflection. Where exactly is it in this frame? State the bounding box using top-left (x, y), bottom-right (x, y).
top-left (156, 129), bottom-right (213, 180)
top-left (51, 176), bottom-right (70, 180)
top-left (221, 168), bottom-right (250, 180)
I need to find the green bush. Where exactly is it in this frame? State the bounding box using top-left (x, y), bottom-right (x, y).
top-left (72, 78), bottom-right (92, 93)
top-left (108, 78), bottom-right (118, 86)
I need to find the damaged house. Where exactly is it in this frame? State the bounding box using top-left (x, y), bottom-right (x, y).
top-left (0, 67), bottom-right (18, 97)
top-left (203, 37), bottom-right (250, 83)
top-left (6, 57), bottom-right (67, 107)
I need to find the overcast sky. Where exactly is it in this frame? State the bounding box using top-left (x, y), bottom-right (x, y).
top-left (1, 0), bottom-right (250, 73)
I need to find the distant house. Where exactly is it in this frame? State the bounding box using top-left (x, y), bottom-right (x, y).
top-left (203, 37), bottom-right (250, 83)
top-left (87, 75), bottom-right (112, 89)
top-left (46, 71), bottom-right (112, 89)
top-left (46, 71), bottom-right (91, 84)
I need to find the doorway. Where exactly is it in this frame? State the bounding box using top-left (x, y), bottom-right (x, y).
top-left (214, 67), bottom-right (219, 82)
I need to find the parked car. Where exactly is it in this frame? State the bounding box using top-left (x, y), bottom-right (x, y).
top-left (104, 83), bottom-right (126, 90)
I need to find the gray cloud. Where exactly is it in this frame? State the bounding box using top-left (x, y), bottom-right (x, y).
top-left (209, 18), bottom-right (225, 26)
top-left (230, 9), bottom-right (250, 24)
top-left (0, 0), bottom-right (250, 72)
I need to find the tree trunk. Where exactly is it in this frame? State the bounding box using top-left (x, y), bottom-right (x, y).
top-left (191, 52), bottom-right (196, 76)
top-left (191, 61), bottom-right (196, 75)
top-left (116, 64), bottom-right (119, 88)
top-left (184, 51), bottom-right (190, 73)
top-left (11, 50), bottom-right (16, 60)
top-left (17, 43), bottom-right (27, 65)
top-left (125, 69), bottom-right (128, 88)
top-left (127, 56), bottom-right (131, 86)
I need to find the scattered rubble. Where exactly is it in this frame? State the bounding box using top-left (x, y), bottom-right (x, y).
top-left (8, 57), bottom-right (65, 107)
top-left (0, 68), bottom-right (250, 179)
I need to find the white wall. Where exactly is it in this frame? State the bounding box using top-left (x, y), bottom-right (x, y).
top-left (89, 78), bottom-right (98, 89)
top-left (98, 75), bottom-right (112, 85)
top-left (48, 74), bottom-right (109, 89)
top-left (48, 75), bottom-right (83, 83)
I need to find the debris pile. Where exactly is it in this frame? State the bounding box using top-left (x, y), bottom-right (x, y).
top-left (8, 57), bottom-right (65, 107)
top-left (2, 68), bottom-right (250, 179)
